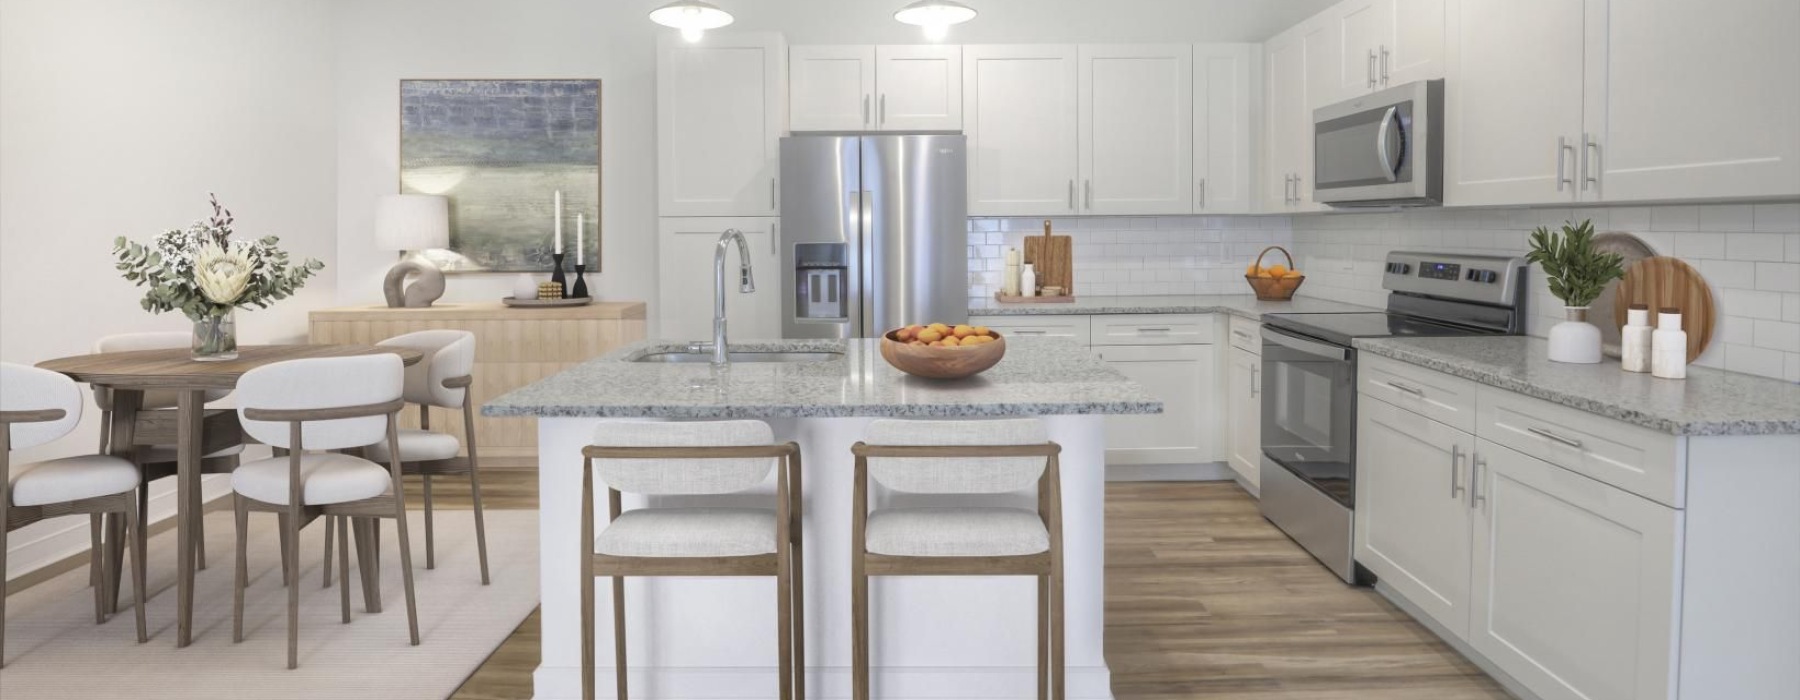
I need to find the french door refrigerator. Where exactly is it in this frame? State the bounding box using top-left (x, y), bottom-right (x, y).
top-left (779, 135), bottom-right (968, 339)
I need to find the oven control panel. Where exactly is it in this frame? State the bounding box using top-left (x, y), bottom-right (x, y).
top-left (1381, 251), bottom-right (1525, 306)
top-left (1417, 261), bottom-right (1461, 280)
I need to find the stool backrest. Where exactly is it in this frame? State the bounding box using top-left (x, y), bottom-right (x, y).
top-left (1, 362), bottom-right (82, 449)
top-left (379, 330), bottom-right (474, 409)
top-left (92, 332), bottom-right (232, 408)
top-left (236, 354), bottom-right (403, 450)
top-left (865, 418), bottom-right (1048, 494)
top-left (590, 421), bottom-right (777, 495)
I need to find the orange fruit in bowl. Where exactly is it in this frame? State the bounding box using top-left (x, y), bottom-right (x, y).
top-left (1246, 264), bottom-right (1260, 276)
top-left (953, 324), bottom-right (975, 338)
top-left (1266, 264), bottom-right (1288, 278)
top-left (895, 326), bottom-right (917, 341)
top-left (1284, 270), bottom-right (1303, 279)
top-left (973, 326), bottom-right (991, 336)
top-left (942, 336), bottom-right (961, 347)
top-left (917, 328), bottom-right (943, 343)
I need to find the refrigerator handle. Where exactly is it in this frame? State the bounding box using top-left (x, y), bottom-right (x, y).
top-left (859, 189), bottom-right (876, 337)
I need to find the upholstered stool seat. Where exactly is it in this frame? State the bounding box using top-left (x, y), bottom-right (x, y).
top-left (231, 454), bottom-right (392, 506)
top-left (595, 507), bottom-right (777, 558)
top-left (865, 506), bottom-right (1050, 557)
top-left (8, 455), bottom-right (140, 508)
top-left (361, 429), bottom-right (460, 463)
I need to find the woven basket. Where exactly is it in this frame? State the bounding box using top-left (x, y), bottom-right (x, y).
top-left (1245, 246), bottom-right (1305, 301)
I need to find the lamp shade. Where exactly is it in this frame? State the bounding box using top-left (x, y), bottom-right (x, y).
top-left (375, 194), bottom-right (449, 251)
top-left (648, 1), bottom-right (734, 31)
top-left (893, 0), bottom-right (977, 27)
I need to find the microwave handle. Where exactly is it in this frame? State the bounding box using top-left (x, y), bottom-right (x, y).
top-left (1376, 106), bottom-right (1401, 182)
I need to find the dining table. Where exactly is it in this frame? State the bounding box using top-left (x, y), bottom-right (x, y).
top-left (35, 343), bottom-right (423, 648)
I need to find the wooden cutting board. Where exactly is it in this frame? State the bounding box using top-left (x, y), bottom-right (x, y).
top-left (1022, 219), bottom-right (1074, 297)
top-left (1590, 232), bottom-right (1657, 358)
top-left (1612, 256), bottom-right (1714, 363)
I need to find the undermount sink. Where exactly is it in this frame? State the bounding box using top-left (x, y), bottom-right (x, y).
top-left (633, 350), bottom-right (844, 364)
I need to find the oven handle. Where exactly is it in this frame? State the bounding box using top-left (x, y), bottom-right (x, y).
top-left (1261, 326), bottom-right (1350, 362)
top-left (1376, 106), bottom-right (1401, 182)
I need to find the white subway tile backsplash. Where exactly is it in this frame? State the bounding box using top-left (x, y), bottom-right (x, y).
top-left (966, 215), bottom-right (1290, 298)
top-left (1758, 262), bottom-right (1800, 293)
top-left (1726, 233), bottom-right (1787, 261)
top-left (1754, 203), bottom-right (1800, 232)
top-left (1721, 288), bottom-right (1788, 320)
top-left (1649, 205), bottom-right (1700, 231)
top-left (1698, 204), bottom-right (1755, 232)
top-left (1701, 260), bottom-right (1757, 288)
top-left (1755, 319), bottom-right (1800, 353)
top-left (1674, 232), bottom-right (1727, 259)
top-left (1726, 343), bottom-right (1787, 378)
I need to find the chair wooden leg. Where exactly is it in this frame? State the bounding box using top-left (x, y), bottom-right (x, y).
top-left (104, 511), bottom-right (125, 614)
top-left (88, 513), bottom-right (102, 588)
top-left (276, 512), bottom-right (291, 588)
top-left (613, 577), bottom-right (627, 700)
top-left (852, 567), bottom-right (869, 700)
top-left (286, 502), bottom-right (302, 669)
top-left (422, 473), bottom-right (435, 570)
top-left (468, 467), bottom-right (491, 585)
top-left (193, 485), bottom-right (207, 572)
top-left (0, 500), bottom-right (9, 668)
top-left (391, 500), bottom-right (422, 646)
top-left (91, 514), bottom-right (108, 624)
top-left (322, 515), bottom-right (334, 588)
top-left (338, 517), bottom-right (352, 624)
top-left (232, 496), bottom-right (248, 644)
top-left (1050, 565), bottom-right (1064, 700)
top-left (127, 497), bottom-right (147, 644)
top-left (1038, 575), bottom-right (1049, 700)
top-left (778, 543), bottom-right (793, 700)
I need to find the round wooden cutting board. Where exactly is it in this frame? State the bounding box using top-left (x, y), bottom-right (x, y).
top-left (1612, 256), bottom-right (1714, 363)
top-left (1590, 232), bottom-right (1657, 358)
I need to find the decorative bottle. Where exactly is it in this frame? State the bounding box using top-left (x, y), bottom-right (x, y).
top-left (1620, 303), bottom-right (1653, 373)
top-left (1651, 308), bottom-right (1687, 380)
top-left (1021, 263), bottom-right (1037, 298)
top-left (1003, 247), bottom-right (1022, 296)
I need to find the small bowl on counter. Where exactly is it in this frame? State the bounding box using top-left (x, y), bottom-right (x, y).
top-left (879, 324), bottom-right (1006, 379)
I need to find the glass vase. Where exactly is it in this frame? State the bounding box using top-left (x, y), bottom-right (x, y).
top-left (192, 310), bottom-right (239, 361)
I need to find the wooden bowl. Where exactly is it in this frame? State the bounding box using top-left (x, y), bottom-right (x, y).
top-left (879, 329), bottom-right (1006, 379)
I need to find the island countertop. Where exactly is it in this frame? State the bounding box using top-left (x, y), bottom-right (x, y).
top-left (482, 337), bottom-right (1163, 419)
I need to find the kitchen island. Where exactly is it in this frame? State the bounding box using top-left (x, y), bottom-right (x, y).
top-left (485, 337), bottom-right (1160, 700)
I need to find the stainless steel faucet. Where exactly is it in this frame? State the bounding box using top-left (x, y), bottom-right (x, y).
top-left (711, 228), bottom-right (755, 365)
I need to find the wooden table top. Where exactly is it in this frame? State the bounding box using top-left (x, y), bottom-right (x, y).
top-left (36, 344), bottom-right (424, 390)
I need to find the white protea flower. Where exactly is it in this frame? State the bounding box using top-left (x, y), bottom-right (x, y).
top-left (194, 242), bottom-right (253, 306)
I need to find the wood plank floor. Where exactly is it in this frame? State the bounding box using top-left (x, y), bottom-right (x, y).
top-left (445, 473), bottom-right (1512, 699)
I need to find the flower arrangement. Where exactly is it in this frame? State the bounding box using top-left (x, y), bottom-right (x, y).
top-left (1525, 219), bottom-right (1624, 308)
top-left (114, 195), bottom-right (324, 358)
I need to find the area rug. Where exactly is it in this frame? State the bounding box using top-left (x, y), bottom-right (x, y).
top-left (1, 508), bottom-right (540, 700)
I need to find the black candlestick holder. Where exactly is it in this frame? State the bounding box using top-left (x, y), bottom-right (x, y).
top-left (571, 263), bottom-right (589, 299)
top-left (549, 252), bottom-right (567, 296)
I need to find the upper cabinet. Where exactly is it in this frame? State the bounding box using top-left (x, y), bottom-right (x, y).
top-left (1332, 0), bottom-right (1446, 100)
top-left (964, 45), bottom-right (1081, 216)
top-left (1444, 0), bottom-right (1586, 206)
top-left (1262, 19), bottom-right (1336, 212)
top-left (1193, 44), bottom-right (1257, 214)
top-left (789, 45), bottom-right (961, 132)
top-left (789, 45), bottom-right (876, 132)
top-left (658, 33), bottom-right (786, 217)
top-left (1078, 44), bottom-right (1194, 215)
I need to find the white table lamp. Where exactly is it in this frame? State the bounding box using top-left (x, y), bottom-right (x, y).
top-left (376, 194), bottom-right (450, 307)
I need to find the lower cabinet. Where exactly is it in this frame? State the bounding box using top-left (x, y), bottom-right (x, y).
top-left (656, 217), bottom-right (782, 341)
top-left (1355, 396), bottom-right (1475, 639)
top-left (1094, 343), bottom-right (1215, 465)
top-left (1225, 344), bottom-right (1262, 488)
top-left (1469, 437), bottom-right (1681, 700)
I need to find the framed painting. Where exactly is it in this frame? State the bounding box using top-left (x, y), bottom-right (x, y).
top-left (399, 79), bottom-right (600, 272)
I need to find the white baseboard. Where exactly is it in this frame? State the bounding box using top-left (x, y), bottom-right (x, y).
top-left (3, 475), bottom-right (233, 581)
top-left (1104, 461), bottom-right (1234, 482)
top-left (532, 664), bottom-right (1116, 699)
top-left (1374, 582), bottom-right (1535, 700)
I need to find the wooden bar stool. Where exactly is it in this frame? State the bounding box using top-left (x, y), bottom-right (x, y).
top-left (850, 419), bottom-right (1063, 700)
top-left (579, 421), bottom-right (804, 700)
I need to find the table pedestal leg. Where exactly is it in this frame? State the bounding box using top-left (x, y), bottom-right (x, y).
top-left (176, 390), bottom-right (204, 647)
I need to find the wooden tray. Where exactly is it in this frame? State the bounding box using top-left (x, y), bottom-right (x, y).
top-left (502, 296), bottom-right (593, 308)
top-left (994, 293), bottom-right (1075, 304)
top-left (1612, 256), bottom-right (1714, 363)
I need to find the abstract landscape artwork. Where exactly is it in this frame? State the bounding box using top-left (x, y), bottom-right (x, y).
top-left (399, 79), bottom-right (600, 272)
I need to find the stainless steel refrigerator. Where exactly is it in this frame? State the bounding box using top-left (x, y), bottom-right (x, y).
top-left (779, 135), bottom-right (968, 339)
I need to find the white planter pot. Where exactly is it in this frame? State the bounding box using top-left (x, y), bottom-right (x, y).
top-left (1547, 306), bottom-right (1602, 364)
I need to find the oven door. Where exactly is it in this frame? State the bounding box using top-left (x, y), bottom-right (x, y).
top-left (1260, 326), bottom-right (1357, 507)
top-left (1313, 79), bottom-right (1442, 206)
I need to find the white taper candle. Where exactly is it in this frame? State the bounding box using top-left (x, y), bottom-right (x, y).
top-left (553, 190), bottom-right (563, 254)
top-left (576, 213), bottom-right (585, 265)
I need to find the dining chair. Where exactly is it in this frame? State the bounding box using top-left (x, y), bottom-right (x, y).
top-left (580, 421), bottom-right (804, 700)
top-left (229, 353), bottom-right (420, 669)
top-left (849, 419), bottom-right (1063, 700)
top-left (2, 363), bottom-right (147, 667)
top-left (321, 329), bottom-right (486, 586)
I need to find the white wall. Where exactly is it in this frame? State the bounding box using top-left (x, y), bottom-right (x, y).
top-left (0, 0), bottom-right (335, 576)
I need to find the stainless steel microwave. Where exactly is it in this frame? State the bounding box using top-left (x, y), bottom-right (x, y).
top-left (1313, 79), bottom-right (1443, 207)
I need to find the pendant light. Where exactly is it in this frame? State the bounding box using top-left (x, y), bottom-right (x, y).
top-left (649, 0), bottom-right (734, 43)
top-left (894, 0), bottom-right (977, 41)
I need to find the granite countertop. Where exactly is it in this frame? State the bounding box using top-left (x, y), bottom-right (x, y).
top-left (483, 337), bottom-right (1163, 419)
top-left (968, 294), bottom-right (1379, 319)
top-left (1355, 336), bottom-right (1800, 436)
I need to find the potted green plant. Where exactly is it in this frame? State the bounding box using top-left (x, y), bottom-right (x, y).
top-left (1526, 219), bottom-right (1625, 363)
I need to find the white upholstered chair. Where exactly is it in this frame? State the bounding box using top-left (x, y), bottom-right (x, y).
top-left (580, 421), bottom-right (804, 700)
top-left (2, 363), bottom-right (147, 666)
top-left (850, 419), bottom-right (1064, 700)
top-left (322, 329), bottom-right (487, 586)
top-left (229, 354), bottom-right (420, 669)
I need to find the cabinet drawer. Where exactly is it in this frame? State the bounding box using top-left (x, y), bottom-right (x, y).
top-left (1477, 388), bottom-right (1684, 508)
top-left (1227, 315), bottom-right (1262, 354)
top-left (1359, 355), bottom-right (1480, 434)
top-left (969, 315), bottom-right (1090, 346)
top-left (1092, 314), bottom-right (1214, 346)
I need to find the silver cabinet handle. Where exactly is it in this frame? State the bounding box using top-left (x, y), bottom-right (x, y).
top-left (1526, 426), bottom-right (1584, 448)
top-left (1450, 443), bottom-right (1465, 499)
top-left (863, 94), bottom-right (871, 126)
top-left (1380, 45), bottom-right (1390, 85)
top-left (1292, 174), bottom-right (1303, 204)
top-left (1470, 453), bottom-right (1487, 508)
top-left (1068, 179), bottom-right (1075, 211)
top-left (1582, 134), bottom-right (1600, 192)
top-left (1197, 177), bottom-right (1207, 209)
top-left (1136, 326), bottom-right (1172, 333)
top-left (770, 177), bottom-right (777, 209)
top-left (770, 221), bottom-right (778, 256)
top-left (1557, 137), bottom-right (1575, 192)
top-left (879, 93), bottom-right (886, 125)
top-left (1251, 364), bottom-right (1261, 398)
top-left (1283, 174), bottom-right (1294, 203)
top-left (1014, 329), bottom-right (1047, 335)
top-left (1232, 328), bottom-right (1252, 340)
top-left (1385, 380), bottom-right (1424, 396)
top-left (1084, 180), bottom-right (1093, 209)
top-left (1367, 49), bottom-right (1377, 88)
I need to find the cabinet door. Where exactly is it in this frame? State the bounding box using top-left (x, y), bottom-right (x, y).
top-left (790, 45), bottom-right (875, 132)
top-left (657, 217), bottom-right (783, 341)
top-left (1354, 397), bottom-right (1474, 639)
top-left (658, 34), bottom-right (785, 217)
top-left (1226, 345), bottom-right (1262, 488)
top-left (1385, 0), bottom-right (1446, 86)
top-left (1078, 44), bottom-right (1193, 215)
top-left (1296, 20), bottom-right (1339, 210)
top-left (875, 45), bottom-right (962, 131)
top-left (1584, 0), bottom-right (1800, 202)
top-left (1262, 32), bottom-right (1306, 211)
top-left (1444, 0), bottom-right (1583, 206)
top-left (964, 45), bottom-right (1080, 216)
top-left (1094, 344), bottom-right (1214, 466)
top-left (1334, 0), bottom-right (1388, 97)
top-left (1470, 439), bottom-right (1681, 700)
top-left (1193, 44), bottom-right (1256, 214)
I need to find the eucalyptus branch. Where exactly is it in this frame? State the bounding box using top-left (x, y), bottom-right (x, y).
top-left (1525, 219), bottom-right (1624, 308)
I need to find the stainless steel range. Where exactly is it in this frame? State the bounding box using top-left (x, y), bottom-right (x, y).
top-left (1258, 250), bottom-right (1526, 584)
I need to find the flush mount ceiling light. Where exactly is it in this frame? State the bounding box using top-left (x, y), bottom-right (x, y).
top-left (649, 0), bottom-right (734, 43)
top-left (894, 0), bottom-right (976, 41)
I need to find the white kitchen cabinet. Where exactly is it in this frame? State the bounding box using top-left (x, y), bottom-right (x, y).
top-left (1094, 343), bottom-right (1215, 466)
top-left (1333, 0), bottom-right (1445, 97)
top-left (1225, 344), bottom-right (1262, 489)
top-left (969, 314), bottom-right (1091, 346)
top-left (1354, 396), bottom-right (1474, 639)
top-left (1583, 0), bottom-right (1800, 202)
top-left (658, 33), bottom-right (786, 217)
top-left (1077, 44), bottom-right (1193, 215)
top-left (1469, 438), bottom-right (1681, 700)
top-left (1261, 29), bottom-right (1308, 211)
top-left (656, 217), bottom-right (782, 341)
top-left (1443, 0), bottom-right (1584, 206)
top-left (789, 45), bottom-right (875, 132)
top-left (1333, 0), bottom-right (1390, 98)
top-left (874, 45), bottom-right (962, 131)
top-left (964, 45), bottom-right (1080, 216)
top-left (1192, 44), bottom-right (1257, 214)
